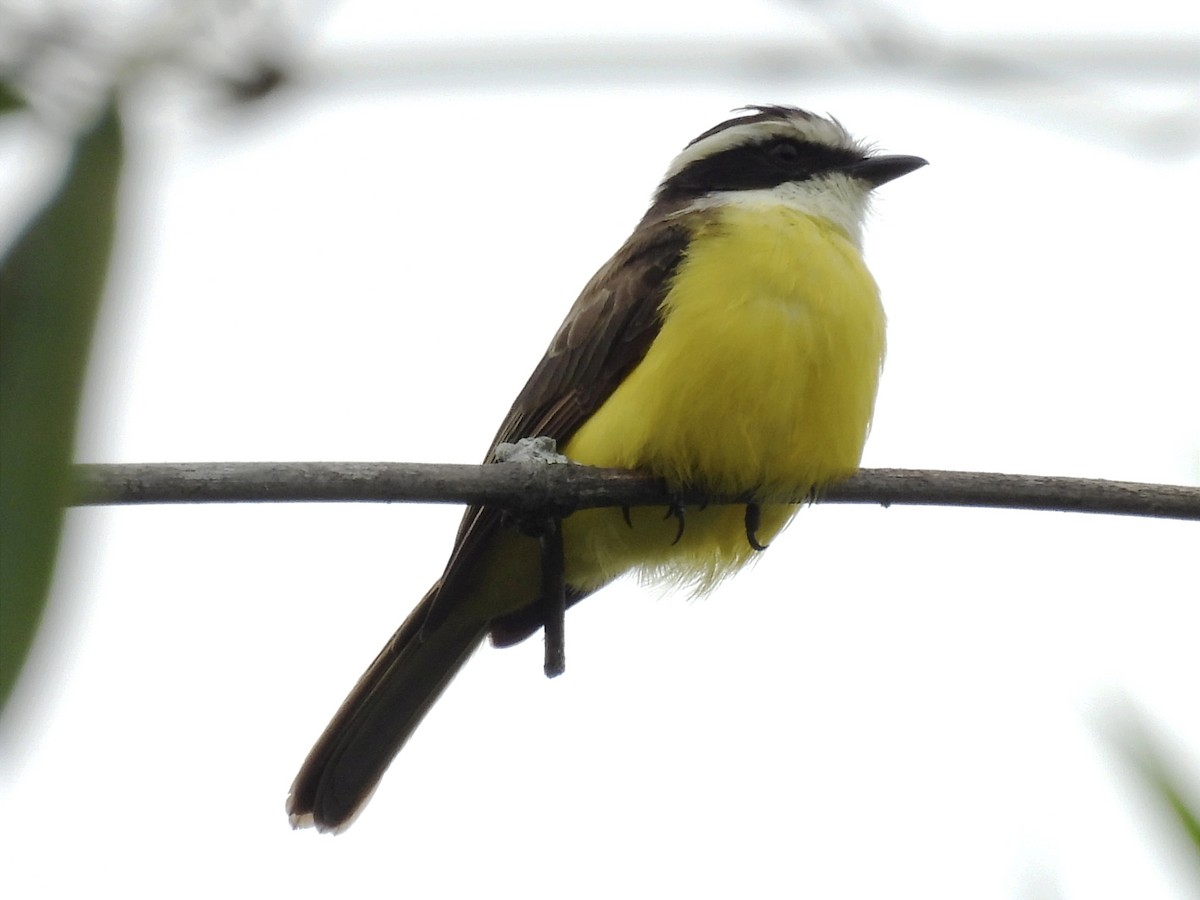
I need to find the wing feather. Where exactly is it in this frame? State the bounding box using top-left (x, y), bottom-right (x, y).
top-left (426, 219), bottom-right (692, 629)
top-left (489, 221), bottom-right (690, 450)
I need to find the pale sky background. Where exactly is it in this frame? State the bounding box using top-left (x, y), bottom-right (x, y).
top-left (2, 1), bottom-right (1199, 898)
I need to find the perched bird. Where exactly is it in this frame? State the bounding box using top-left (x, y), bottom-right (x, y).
top-left (288, 105), bottom-right (926, 832)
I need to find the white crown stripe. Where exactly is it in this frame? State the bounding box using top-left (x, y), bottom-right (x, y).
top-left (662, 111), bottom-right (865, 184)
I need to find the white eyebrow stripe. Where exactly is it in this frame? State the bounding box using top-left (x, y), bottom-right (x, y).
top-left (661, 114), bottom-right (863, 183)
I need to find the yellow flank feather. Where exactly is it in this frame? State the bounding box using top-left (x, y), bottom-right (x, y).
top-left (562, 204), bottom-right (885, 593)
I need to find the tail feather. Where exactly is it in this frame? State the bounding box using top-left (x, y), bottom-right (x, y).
top-left (287, 581), bottom-right (488, 832)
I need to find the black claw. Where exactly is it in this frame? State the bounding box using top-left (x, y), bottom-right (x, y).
top-left (745, 503), bottom-right (769, 552)
top-left (621, 505), bottom-right (633, 528)
top-left (664, 503), bottom-right (686, 546)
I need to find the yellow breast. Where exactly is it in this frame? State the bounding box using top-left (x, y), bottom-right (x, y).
top-left (563, 204), bottom-right (886, 592)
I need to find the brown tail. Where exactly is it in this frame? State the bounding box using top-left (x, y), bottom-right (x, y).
top-left (286, 581), bottom-right (488, 833)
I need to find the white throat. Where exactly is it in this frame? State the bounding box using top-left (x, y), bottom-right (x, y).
top-left (675, 173), bottom-right (872, 248)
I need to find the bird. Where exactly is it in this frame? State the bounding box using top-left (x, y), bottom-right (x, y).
top-left (287, 105), bottom-right (926, 832)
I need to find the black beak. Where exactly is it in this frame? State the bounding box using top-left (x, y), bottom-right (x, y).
top-left (842, 154), bottom-right (928, 188)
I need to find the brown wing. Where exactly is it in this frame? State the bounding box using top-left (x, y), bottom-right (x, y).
top-left (489, 218), bottom-right (692, 455)
top-left (423, 218), bottom-right (692, 629)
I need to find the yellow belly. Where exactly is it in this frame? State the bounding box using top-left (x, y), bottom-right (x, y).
top-left (562, 205), bottom-right (885, 593)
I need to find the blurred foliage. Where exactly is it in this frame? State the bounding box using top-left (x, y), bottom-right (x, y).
top-left (0, 0), bottom-right (286, 719)
top-left (0, 79), bottom-right (24, 113)
top-left (0, 100), bottom-right (123, 713)
top-left (1136, 741), bottom-right (1200, 857)
top-left (1158, 776), bottom-right (1200, 859)
top-left (1112, 712), bottom-right (1200, 887)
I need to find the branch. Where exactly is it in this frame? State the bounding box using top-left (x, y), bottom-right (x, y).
top-left (68, 463), bottom-right (1200, 521)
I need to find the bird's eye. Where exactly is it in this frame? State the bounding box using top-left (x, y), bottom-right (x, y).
top-left (767, 140), bottom-right (803, 166)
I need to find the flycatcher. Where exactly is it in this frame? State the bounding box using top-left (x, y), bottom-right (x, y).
top-left (288, 105), bottom-right (926, 832)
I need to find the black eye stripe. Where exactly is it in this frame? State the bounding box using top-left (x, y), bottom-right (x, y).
top-left (655, 138), bottom-right (862, 204)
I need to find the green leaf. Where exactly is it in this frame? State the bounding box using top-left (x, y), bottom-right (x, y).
top-left (0, 79), bottom-right (23, 114)
top-left (1112, 712), bottom-right (1200, 873)
top-left (1138, 743), bottom-right (1200, 857)
top-left (0, 102), bottom-right (124, 713)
